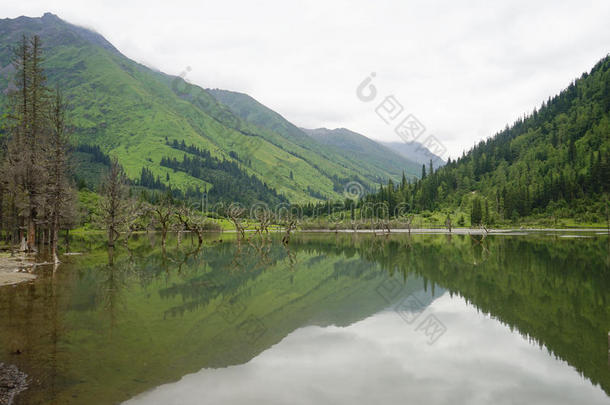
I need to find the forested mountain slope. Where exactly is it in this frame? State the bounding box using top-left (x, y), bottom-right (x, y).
top-left (367, 55), bottom-right (610, 223)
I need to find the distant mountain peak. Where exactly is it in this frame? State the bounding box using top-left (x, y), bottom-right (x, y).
top-left (302, 127), bottom-right (445, 169)
top-left (300, 127), bottom-right (422, 180)
top-left (302, 127), bottom-right (358, 136)
top-left (382, 141), bottom-right (446, 167)
top-left (42, 12), bottom-right (61, 20)
top-left (1, 12), bottom-right (121, 55)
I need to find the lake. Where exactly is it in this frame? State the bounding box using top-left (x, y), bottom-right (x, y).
top-left (0, 231), bottom-right (609, 404)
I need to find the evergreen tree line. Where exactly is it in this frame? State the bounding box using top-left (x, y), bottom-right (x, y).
top-left (135, 167), bottom-right (206, 205)
top-left (74, 144), bottom-right (112, 166)
top-left (137, 167), bottom-right (167, 191)
top-left (161, 140), bottom-right (287, 206)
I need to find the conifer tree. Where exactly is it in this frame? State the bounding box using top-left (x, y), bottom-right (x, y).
top-left (471, 197), bottom-right (482, 226)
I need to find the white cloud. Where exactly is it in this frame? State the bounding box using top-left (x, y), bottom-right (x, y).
top-left (3, 0), bottom-right (610, 158)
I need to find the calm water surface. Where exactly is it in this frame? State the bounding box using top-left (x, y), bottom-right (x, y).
top-left (0, 232), bottom-right (608, 404)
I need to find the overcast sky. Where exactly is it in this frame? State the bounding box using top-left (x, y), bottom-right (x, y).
top-left (4, 1), bottom-right (610, 158)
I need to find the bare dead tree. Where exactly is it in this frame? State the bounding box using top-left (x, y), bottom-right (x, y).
top-left (98, 158), bottom-right (129, 247)
top-left (445, 214), bottom-right (452, 233)
top-left (175, 204), bottom-right (208, 246)
top-left (350, 218), bottom-right (359, 233)
top-left (253, 208), bottom-right (272, 241)
top-left (122, 199), bottom-right (146, 248)
top-left (174, 204), bottom-right (191, 246)
top-left (59, 188), bottom-right (79, 253)
top-left (382, 218), bottom-right (391, 235)
top-left (227, 204), bottom-right (246, 240)
top-left (406, 215), bottom-right (414, 235)
top-left (281, 217), bottom-right (297, 245)
top-left (150, 193), bottom-right (175, 249)
top-left (190, 218), bottom-right (209, 247)
top-left (25, 36), bottom-right (49, 252)
top-left (2, 35), bottom-right (51, 252)
top-left (47, 88), bottom-right (69, 263)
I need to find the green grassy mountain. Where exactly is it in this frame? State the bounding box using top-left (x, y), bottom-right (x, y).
top-left (366, 55), bottom-right (610, 224)
top-left (207, 89), bottom-right (421, 183)
top-left (301, 127), bottom-right (422, 181)
top-left (0, 13), bottom-right (417, 204)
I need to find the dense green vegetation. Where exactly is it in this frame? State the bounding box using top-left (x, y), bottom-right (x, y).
top-left (71, 144), bottom-right (112, 189)
top-left (365, 56), bottom-right (610, 225)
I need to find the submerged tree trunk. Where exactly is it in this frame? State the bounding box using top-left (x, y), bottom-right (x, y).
top-left (108, 228), bottom-right (116, 248)
top-left (27, 217), bottom-right (36, 252)
top-left (107, 247), bottom-right (114, 266)
top-left (65, 228), bottom-right (70, 253)
top-left (52, 213), bottom-right (59, 264)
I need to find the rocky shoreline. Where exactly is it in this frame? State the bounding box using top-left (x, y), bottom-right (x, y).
top-left (0, 363), bottom-right (28, 405)
top-left (0, 254), bottom-right (37, 287)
